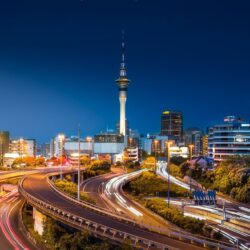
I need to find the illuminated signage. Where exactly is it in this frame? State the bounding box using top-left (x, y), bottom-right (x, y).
top-left (241, 124), bottom-right (250, 127)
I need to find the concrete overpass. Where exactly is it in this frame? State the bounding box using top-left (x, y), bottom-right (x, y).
top-left (19, 172), bottom-right (235, 250)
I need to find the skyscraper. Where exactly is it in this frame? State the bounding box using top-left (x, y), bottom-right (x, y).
top-left (116, 36), bottom-right (130, 136)
top-left (161, 110), bottom-right (183, 142)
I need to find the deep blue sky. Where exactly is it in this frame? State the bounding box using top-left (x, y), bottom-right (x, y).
top-left (0, 0), bottom-right (249, 143)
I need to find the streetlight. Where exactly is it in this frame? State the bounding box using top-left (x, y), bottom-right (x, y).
top-left (58, 134), bottom-right (65, 180)
top-left (188, 144), bottom-right (194, 194)
top-left (20, 138), bottom-right (24, 159)
top-left (165, 141), bottom-right (173, 208)
top-left (0, 138), bottom-right (3, 166)
top-left (154, 140), bottom-right (158, 173)
top-left (77, 126), bottom-right (81, 201)
top-left (189, 144), bottom-right (194, 161)
top-left (86, 137), bottom-right (92, 157)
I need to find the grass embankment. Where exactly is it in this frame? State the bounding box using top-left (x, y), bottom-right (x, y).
top-left (146, 198), bottom-right (204, 234)
top-left (54, 178), bottom-right (95, 204)
top-left (125, 172), bottom-right (222, 239)
top-left (125, 171), bottom-right (188, 198)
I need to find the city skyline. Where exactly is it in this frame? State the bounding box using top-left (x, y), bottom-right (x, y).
top-left (0, 0), bottom-right (250, 142)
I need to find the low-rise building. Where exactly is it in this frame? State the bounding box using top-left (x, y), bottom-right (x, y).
top-left (3, 153), bottom-right (20, 168)
top-left (140, 134), bottom-right (169, 155)
top-left (10, 138), bottom-right (36, 157)
top-left (94, 131), bottom-right (125, 156)
top-left (169, 146), bottom-right (189, 158)
top-left (123, 147), bottom-right (139, 162)
top-left (64, 136), bottom-right (93, 156)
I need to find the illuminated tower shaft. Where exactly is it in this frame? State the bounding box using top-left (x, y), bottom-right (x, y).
top-left (119, 89), bottom-right (127, 136)
top-left (116, 40), bottom-right (130, 136)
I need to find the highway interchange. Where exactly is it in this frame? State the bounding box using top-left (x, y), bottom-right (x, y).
top-left (0, 164), bottom-right (249, 249)
top-left (157, 162), bottom-right (250, 249)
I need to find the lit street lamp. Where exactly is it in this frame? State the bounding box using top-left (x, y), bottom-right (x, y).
top-left (77, 126), bottom-right (81, 201)
top-left (188, 144), bottom-right (194, 194)
top-left (165, 141), bottom-right (173, 208)
top-left (154, 140), bottom-right (158, 173)
top-left (86, 137), bottom-right (92, 157)
top-left (58, 134), bottom-right (65, 180)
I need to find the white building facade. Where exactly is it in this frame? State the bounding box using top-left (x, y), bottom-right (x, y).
top-left (208, 116), bottom-right (250, 162)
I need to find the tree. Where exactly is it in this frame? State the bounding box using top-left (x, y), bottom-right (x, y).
top-left (170, 156), bottom-right (186, 166)
top-left (169, 164), bottom-right (182, 178)
top-left (81, 156), bottom-right (90, 166)
top-left (142, 156), bottom-right (156, 169)
top-left (35, 157), bottom-right (45, 166)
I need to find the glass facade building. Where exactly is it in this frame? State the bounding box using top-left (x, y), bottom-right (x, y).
top-left (161, 110), bottom-right (183, 142)
top-left (208, 116), bottom-right (250, 161)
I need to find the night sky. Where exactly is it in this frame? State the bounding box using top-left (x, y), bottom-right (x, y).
top-left (0, 0), bottom-right (249, 143)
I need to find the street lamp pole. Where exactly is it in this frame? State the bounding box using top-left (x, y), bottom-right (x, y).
top-left (166, 141), bottom-right (172, 208)
top-left (189, 144), bottom-right (194, 194)
top-left (59, 134), bottom-right (65, 180)
top-left (77, 126), bottom-right (81, 201)
top-left (154, 140), bottom-right (158, 173)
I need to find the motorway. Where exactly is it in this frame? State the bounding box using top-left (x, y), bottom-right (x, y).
top-left (0, 189), bottom-right (36, 250)
top-left (0, 166), bottom-right (76, 250)
top-left (81, 170), bottom-right (122, 211)
top-left (82, 169), bottom-right (179, 230)
top-left (21, 172), bottom-right (207, 249)
top-left (157, 162), bottom-right (250, 249)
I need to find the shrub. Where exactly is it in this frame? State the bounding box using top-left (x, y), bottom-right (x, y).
top-left (146, 198), bottom-right (205, 234)
top-left (127, 172), bottom-right (188, 197)
top-left (54, 179), bottom-right (95, 204)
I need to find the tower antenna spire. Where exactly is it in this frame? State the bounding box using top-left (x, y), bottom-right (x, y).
top-left (121, 29), bottom-right (125, 64)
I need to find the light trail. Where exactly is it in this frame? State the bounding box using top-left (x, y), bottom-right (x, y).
top-left (157, 162), bottom-right (191, 190)
top-left (0, 189), bottom-right (30, 250)
top-left (157, 162), bottom-right (250, 249)
top-left (104, 169), bottom-right (146, 217)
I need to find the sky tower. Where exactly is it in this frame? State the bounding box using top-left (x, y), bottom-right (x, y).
top-left (116, 36), bottom-right (130, 136)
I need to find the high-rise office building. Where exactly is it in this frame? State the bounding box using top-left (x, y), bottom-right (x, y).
top-left (161, 110), bottom-right (183, 142)
top-left (208, 116), bottom-right (250, 161)
top-left (0, 131), bottom-right (10, 165)
top-left (184, 128), bottom-right (203, 156)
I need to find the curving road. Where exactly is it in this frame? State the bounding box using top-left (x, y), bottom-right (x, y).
top-left (157, 162), bottom-right (250, 250)
top-left (0, 189), bottom-right (36, 250)
top-left (20, 172), bottom-right (207, 250)
top-left (81, 171), bottom-right (122, 211)
top-left (82, 169), bottom-right (178, 230)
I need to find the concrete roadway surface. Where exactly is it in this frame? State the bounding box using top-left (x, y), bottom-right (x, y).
top-left (157, 162), bottom-right (250, 250)
top-left (21, 172), bottom-right (205, 250)
top-left (0, 166), bottom-right (88, 250)
top-left (82, 169), bottom-right (237, 249)
top-left (81, 170), bottom-right (123, 211)
top-left (0, 189), bottom-right (36, 250)
top-left (82, 169), bottom-right (180, 231)
top-left (103, 169), bottom-right (183, 231)
top-left (0, 166), bottom-right (66, 183)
